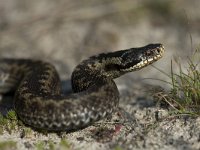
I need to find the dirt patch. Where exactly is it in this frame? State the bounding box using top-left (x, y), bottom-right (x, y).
top-left (0, 0), bottom-right (200, 149)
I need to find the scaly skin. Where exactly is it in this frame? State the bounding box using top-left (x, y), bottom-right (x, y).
top-left (0, 43), bottom-right (164, 131)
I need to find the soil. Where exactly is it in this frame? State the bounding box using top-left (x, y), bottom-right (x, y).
top-left (0, 0), bottom-right (200, 149)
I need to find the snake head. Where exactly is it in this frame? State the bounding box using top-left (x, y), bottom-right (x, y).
top-left (120, 43), bottom-right (164, 72)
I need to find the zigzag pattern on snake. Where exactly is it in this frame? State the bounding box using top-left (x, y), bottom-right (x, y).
top-left (0, 44), bottom-right (164, 131)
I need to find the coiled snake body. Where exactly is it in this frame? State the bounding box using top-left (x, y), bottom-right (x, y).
top-left (0, 44), bottom-right (164, 131)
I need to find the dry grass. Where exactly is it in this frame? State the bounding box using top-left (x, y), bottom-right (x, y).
top-left (153, 45), bottom-right (200, 116)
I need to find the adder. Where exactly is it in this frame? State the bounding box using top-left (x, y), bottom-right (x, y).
top-left (0, 43), bottom-right (164, 131)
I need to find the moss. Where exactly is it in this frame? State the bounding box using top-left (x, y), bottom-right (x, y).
top-left (36, 141), bottom-right (45, 150)
top-left (0, 113), bottom-right (8, 126)
top-left (0, 126), bottom-right (3, 135)
top-left (48, 140), bottom-right (55, 150)
top-left (0, 141), bottom-right (17, 150)
top-left (60, 139), bottom-right (71, 149)
top-left (114, 146), bottom-right (123, 150)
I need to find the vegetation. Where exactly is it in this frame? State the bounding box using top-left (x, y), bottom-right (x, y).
top-left (35, 139), bottom-right (71, 150)
top-left (154, 46), bottom-right (200, 116)
top-left (0, 141), bottom-right (17, 150)
top-left (0, 110), bottom-right (19, 134)
top-left (36, 141), bottom-right (46, 150)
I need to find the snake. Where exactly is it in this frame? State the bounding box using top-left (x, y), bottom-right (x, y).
top-left (0, 43), bottom-right (164, 132)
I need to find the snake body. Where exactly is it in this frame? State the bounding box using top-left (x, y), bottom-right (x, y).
top-left (0, 44), bottom-right (164, 131)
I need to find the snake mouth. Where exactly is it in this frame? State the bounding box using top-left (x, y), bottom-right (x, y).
top-left (120, 44), bottom-right (164, 72)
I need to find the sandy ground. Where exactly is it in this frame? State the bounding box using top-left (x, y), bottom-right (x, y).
top-left (0, 0), bottom-right (200, 149)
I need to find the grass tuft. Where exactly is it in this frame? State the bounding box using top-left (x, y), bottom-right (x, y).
top-left (153, 46), bottom-right (200, 116)
top-left (6, 110), bottom-right (17, 120)
top-left (0, 110), bottom-right (21, 134)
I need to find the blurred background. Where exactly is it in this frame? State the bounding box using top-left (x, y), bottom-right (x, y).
top-left (0, 0), bottom-right (199, 88)
top-left (1, 1), bottom-right (200, 149)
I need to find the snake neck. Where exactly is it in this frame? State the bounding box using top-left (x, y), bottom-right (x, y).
top-left (71, 44), bottom-right (164, 92)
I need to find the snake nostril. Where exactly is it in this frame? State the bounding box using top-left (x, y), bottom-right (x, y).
top-left (146, 51), bottom-right (152, 56)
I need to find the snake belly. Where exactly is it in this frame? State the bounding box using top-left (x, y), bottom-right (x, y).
top-left (0, 43), bottom-right (164, 131)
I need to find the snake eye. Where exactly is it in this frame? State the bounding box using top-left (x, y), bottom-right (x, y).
top-left (155, 48), bottom-right (161, 54)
